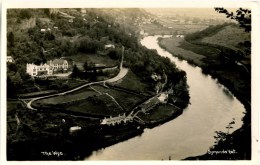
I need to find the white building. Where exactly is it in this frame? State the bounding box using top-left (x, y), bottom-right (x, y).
top-left (26, 63), bottom-right (53, 77)
top-left (81, 8), bottom-right (86, 14)
top-left (7, 56), bottom-right (14, 63)
top-left (101, 113), bottom-right (133, 126)
top-left (104, 44), bottom-right (115, 49)
top-left (176, 35), bottom-right (185, 38)
top-left (26, 59), bottom-right (69, 77)
top-left (69, 126), bottom-right (82, 134)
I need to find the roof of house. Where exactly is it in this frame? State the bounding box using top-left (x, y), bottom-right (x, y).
top-left (47, 59), bottom-right (68, 65)
top-left (140, 97), bottom-right (160, 109)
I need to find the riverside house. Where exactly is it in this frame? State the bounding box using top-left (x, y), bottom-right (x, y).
top-left (101, 113), bottom-right (133, 126)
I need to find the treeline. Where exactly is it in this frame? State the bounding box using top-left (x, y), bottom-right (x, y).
top-left (124, 47), bottom-right (187, 87)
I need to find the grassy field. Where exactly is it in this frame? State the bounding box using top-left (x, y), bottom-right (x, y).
top-left (33, 83), bottom-right (145, 115)
top-left (159, 37), bottom-right (205, 65)
top-left (68, 53), bottom-right (119, 70)
top-left (142, 23), bottom-right (173, 35)
top-left (201, 25), bottom-right (250, 51)
top-left (179, 40), bottom-right (220, 58)
top-left (7, 101), bottom-right (23, 114)
top-left (91, 85), bottom-right (145, 112)
top-left (112, 70), bottom-right (151, 95)
top-left (65, 95), bottom-right (122, 116)
top-left (33, 87), bottom-right (98, 105)
top-left (18, 79), bottom-right (86, 97)
top-left (142, 23), bottom-right (208, 35)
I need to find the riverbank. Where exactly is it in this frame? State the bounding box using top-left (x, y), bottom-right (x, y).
top-left (158, 36), bottom-right (251, 160)
top-left (7, 98), bottom-right (186, 160)
top-left (159, 37), bottom-right (250, 111)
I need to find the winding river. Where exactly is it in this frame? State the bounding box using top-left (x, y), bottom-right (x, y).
top-left (86, 35), bottom-right (245, 160)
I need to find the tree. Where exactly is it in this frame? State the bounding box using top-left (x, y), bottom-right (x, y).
top-left (19, 10), bottom-right (32, 19)
top-left (83, 61), bottom-right (89, 71)
top-left (71, 64), bottom-right (80, 78)
top-left (12, 73), bottom-right (23, 86)
top-left (107, 49), bottom-right (120, 60)
top-left (215, 7), bottom-right (251, 59)
top-left (44, 9), bottom-right (50, 17)
top-left (7, 32), bottom-right (15, 47)
top-left (215, 7), bottom-right (251, 32)
top-left (36, 18), bottom-right (43, 27)
top-left (213, 119), bottom-right (235, 146)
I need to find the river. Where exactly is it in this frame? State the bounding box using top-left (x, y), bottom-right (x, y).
top-left (86, 35), bottom-right (245, 160)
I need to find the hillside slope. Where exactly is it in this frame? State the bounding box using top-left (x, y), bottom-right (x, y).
top-left (201, 24), bottom-right (250, 52)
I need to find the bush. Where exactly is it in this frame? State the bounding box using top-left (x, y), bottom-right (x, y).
top-left (19, 10), bottom-right (32, 19)
top-left (107, 49), bottom-right (120, 60)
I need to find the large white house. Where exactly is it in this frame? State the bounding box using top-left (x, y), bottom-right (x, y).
top-left (26, 59), bottom-right (69, 77)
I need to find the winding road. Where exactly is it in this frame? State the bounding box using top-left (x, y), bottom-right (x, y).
top-left (24, 47), bottom-right (128, 110)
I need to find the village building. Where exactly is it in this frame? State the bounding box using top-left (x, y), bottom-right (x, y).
top-left (81, 8), bottom-right (86, 14)
top-left (104, 44), bottom-right (115, 49)
top-left (101, 113), bottom-right (133, 126)
top-left (151, 73), bottom-right (162, 81)
top-left (158, 93), bottom-right (168, 103)
top-left (140, 97), bottom-right (160, 112)
top-left (26, 63), bottom-right (53, 77)
top-left (140, 30), bottom-right (145, 35)
top-left (69, 126), bottom-right (82, 134)
top-left (26, 59), bottom-right (70, 77)
top-left (49, 8), bottom-right (59, 14)
top-left (7, 56), bottom-right (14, 63)
top-left (176, 35), bottom-right (184, 38)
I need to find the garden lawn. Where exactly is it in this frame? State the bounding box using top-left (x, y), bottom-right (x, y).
top-left (68, 53), bottom-right (119, 70)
